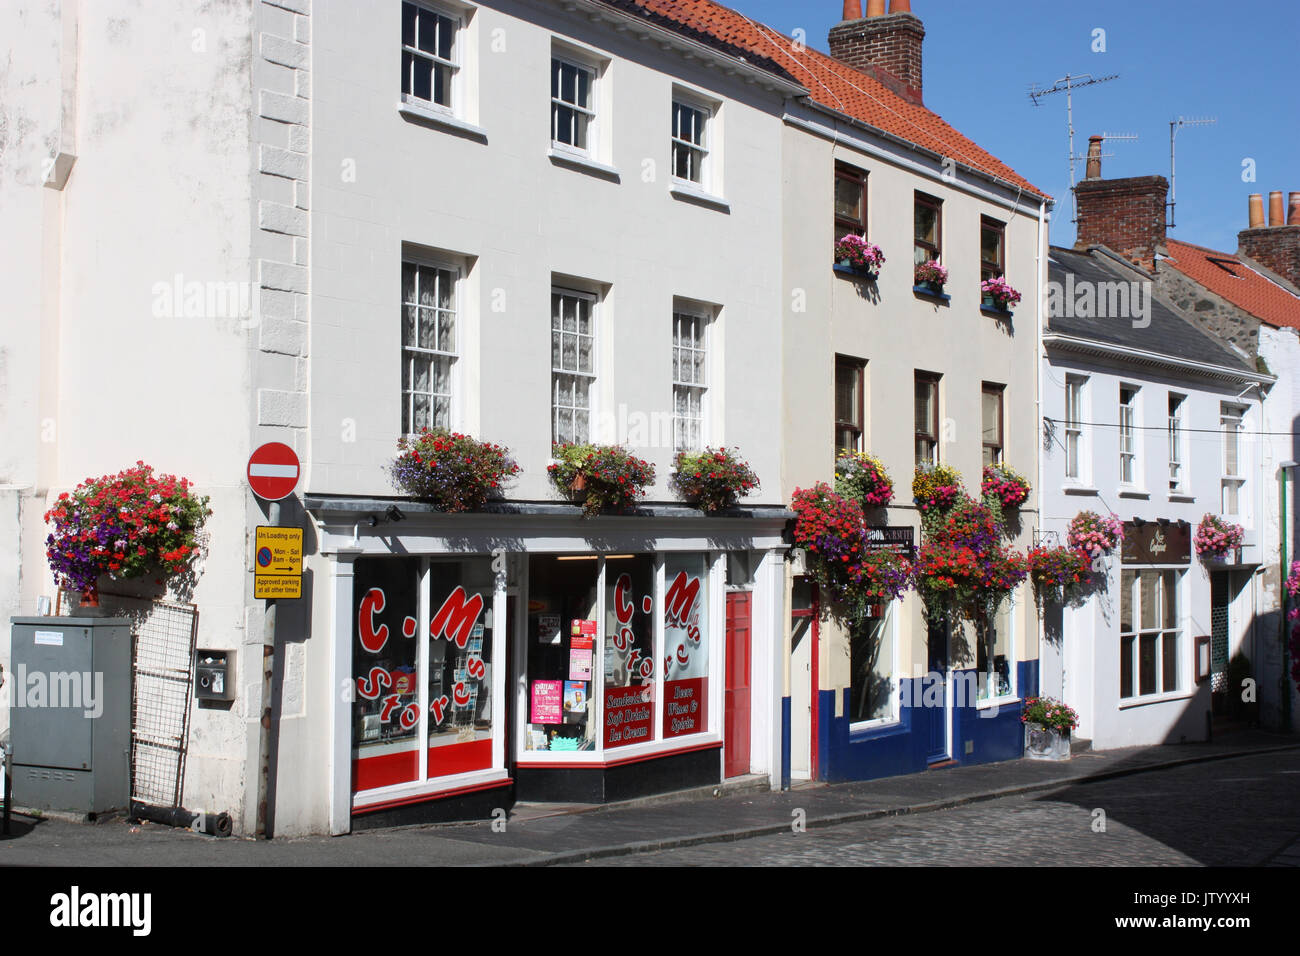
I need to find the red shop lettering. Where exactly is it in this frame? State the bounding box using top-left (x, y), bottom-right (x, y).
top-left (431, 586), bottom-right (484, 649)
top-left (358, 588), bottom-right (389, 653)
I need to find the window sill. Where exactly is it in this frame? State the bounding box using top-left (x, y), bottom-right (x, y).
top-left (848, 717), bottom-right (905, 741)
top-left (1062, 484), bottom-right (1099, 496)
top-left (832, 263), bottom-right (879, 282)
top-left (976, 695), bottom-right (1021, 713)
top-left (1118, 688), bottom-right (1194, 710)
top-left (1168, 493), bottom-right (1196, 503)
top-left (548, 147), bottom-right (621, 182)
top-left (913, 285), bottom-right (951, 304)
top-left (397, 99), bottom-right (487, 141)
top-left (1116, 488), bottom-right (1150, 499)
top-left (669, 182), bottom-right (731, 213)
top-left (980, 304), bottom-right (1013, 319)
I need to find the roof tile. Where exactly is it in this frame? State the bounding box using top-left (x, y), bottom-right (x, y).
top-left (1163, 238), bottom-right (1300, 331)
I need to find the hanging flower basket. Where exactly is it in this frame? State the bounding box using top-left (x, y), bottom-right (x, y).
top-left (1067, 510), bottom-right (1124, 561)
top-left (981, 463), bottom-right (1031, 510)
top-left (1194, 513), bottom-right (1244, 560)
top-left (1027, 545), bottom-right (1092, 605)
top-left (833, 234), bottom-right (885, 278)
top-left (835, 452), bottom-right (894, 509)
top-left (43, 461), bottom-right (212, 604)
top-left (389, 429), bottom-right (520, 512)
top-left (911, 494), bottom-right (1026, 623)
top-left (912, 463), bottom-right (963, 515)
top-left (549, 443), bottom-right (656, 517)
top-left (669, 447), bottom-right (759, 513)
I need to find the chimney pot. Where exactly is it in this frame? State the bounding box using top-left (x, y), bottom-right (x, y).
top-left (1289, 192), bottom-right (1300, 227)
top-left (828, 1), bottom-right (925, 102)
top-left (842, 0), bottom-right (863, 19)
top-left (1270, 190), bottom-right (1286, 227)
top-left (1248, 193), bottom-right (1265, 229)
top-left (1084, 136), bottom-right (1103, 180)
top-left (866, 0), bottom-right (886, 15)
top-left (889, 0), bottom-right (912, 11)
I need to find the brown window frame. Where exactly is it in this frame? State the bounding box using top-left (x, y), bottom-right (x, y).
top-left (915, 371), bottom-right (941, 467)
top-left (982, 382), bottom-right (1005, 466)
top-left (914, 192), bottom-right (943, 266)
top-left (980, 216), bottom-right (1005, 282)
top-left (835, 163), bottom-right (868, 243)
top-left (835, 355), bottom-right (866, 457)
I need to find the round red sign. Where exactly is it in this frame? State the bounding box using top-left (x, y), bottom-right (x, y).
top-left (247, 442), bottom-right (300, 501)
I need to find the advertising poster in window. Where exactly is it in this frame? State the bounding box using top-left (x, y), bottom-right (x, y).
top-left (664, 554), bottom-right (709, 738)
top-left (603, 556), bottom-right (655, 748)
top-left (427, 560), bottom-right (494, 777)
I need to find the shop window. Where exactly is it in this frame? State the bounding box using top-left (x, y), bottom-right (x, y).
top-left (402, 260), bottom-right (458, 434)
top-left (526, 555), bottom-right (601, 751)
top-left (605, 554), bottom-right (657, 748)
top-left (664, 553), bottom-right (710, 739)
top-left (1120, 569), bottom-right (1181, 699)
top-left (351, 556), bottom-right (495, 793)
top-left (401, 1), bottom-right (459, 110)
top-left (850, 608), bottom-right (894, 724)
top-left (977, 599), bottom-right (1014, 701)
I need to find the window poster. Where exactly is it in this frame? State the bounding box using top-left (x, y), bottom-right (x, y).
top-left (531, 680), bottom-right (563, 724)
top-left (603, 555), bottom-right (656, 748)
top-left (664, 554), bottom-right (709, 739)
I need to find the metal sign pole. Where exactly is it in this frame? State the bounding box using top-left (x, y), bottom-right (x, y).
top-left (256, 499), bottom-right (280, 840)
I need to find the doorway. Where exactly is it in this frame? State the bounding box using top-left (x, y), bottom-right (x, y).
top-left (724, 591), bottom-right (752, 777)
top-left (926, 620), bottom-right (950, 763)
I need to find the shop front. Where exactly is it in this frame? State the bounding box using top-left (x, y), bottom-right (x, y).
top-left (307, 498), bottom-right (788, 834)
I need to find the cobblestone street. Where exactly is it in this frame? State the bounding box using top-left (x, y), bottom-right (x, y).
top-left (570, 750), bottom-right (1300, 866)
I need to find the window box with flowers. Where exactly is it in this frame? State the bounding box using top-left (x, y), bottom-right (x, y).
top-left (549, 443), bottom-right (656, 517)
top-left (912, 463), bottom-right (963, 516)
top-left (980, 275), bottom-right (1022, 315)
top-left (1067, 510), bottom-right (1124, 563)
top-left (44, 461), bottom-right (212, 609)
top-left (913, 260), bottom-right (949, 299)
top-left (1194, 513), bottom-right (1244, 561)
top-left (388, 428), bottom-right (520, 512)
top-left (835, 452), bottom-right (894, 511)
top-left (981, 463), bottom-right (1030, 511)
top-left (1027, 545), bottom-right (1092, 606)
top-left (669, 447), bottom-right (759, 513)
top-left (833, 235), bottom-right (885, 281)
top-left (1021, 695), bottom-right (1078, 760)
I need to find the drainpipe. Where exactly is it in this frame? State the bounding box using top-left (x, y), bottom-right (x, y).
top-left (1035, 199), bottom-right (1050, 697)
top-left (1281, 463), bottom-right (1296, 732)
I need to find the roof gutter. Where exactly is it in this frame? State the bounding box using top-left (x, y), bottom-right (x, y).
top-left (1042, 332), bottom-right (1275, 386)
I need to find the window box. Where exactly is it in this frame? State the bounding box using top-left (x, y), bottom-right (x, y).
top-left (834, 261), bottom-right (878, 281)
top-left (913, 283), bottom-right (950, 302)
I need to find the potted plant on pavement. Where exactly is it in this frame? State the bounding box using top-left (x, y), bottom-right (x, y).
top-left (549, 443), bottom-right (656, 517)
top-left (1021, 695), bottom-right (1079, 760)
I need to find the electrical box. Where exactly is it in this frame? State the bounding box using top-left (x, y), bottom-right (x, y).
top-left (9, 617), bottom-right (132, 816)
top-left (195, 650), bottom-right (235, 702)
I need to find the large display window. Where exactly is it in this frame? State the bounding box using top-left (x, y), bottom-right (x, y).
top-left (526, 555), bottom-right (601, 752)
top-left (663, 553), bottom-right (710, 739)
top-left (604, 555), bottom-right (656, 748)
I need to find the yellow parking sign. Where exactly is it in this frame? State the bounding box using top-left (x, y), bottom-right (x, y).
top-left (254, 526), bottom-right (303, 599)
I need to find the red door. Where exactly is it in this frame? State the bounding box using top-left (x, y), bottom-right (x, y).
top-left (724, 591), bottom-right (752, 778)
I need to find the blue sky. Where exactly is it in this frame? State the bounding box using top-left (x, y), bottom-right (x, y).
top-left (725, 0), bottom-right (1298, 251)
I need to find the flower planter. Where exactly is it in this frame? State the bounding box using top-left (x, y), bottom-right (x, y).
top-left (835, 259), bottom-right (878, 281)
top-left (1024, 722), bottom-right (1071, 761)
top-left (918, 281), bottom-right (945, 296)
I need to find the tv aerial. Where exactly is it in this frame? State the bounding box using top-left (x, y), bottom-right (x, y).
top-left (1168, 116), bottom-right (1217, 228)
top-left (1028, 72), bottom-right (1121, 222)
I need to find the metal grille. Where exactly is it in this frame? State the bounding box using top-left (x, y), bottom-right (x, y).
top-left (1210, 602), bottom-right (1229, 693)
top-left (127, 600), bottom-right (199, 806)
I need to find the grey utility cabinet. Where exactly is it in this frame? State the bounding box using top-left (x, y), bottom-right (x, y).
top-left (9, 617), bottom-right (132, 815)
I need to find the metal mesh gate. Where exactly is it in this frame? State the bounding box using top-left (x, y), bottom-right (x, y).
top-left (1210, 574), bottom-right (1229, 693)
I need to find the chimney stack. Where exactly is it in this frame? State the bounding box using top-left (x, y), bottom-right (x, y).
top-left (829, 0), bottom-right (925, 105)
top-left (1084, 136), bottom-right (1103, 180)
top-left (1239, 188), bottom-right (1300, 287)
top-left (1073, 143), bottom-right (1168, 272)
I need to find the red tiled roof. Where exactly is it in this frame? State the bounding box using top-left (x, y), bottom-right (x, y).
top-left (1163, 238), bottom-right (1300, 331)
top-left (607, 0), bottom-right (1048, 199)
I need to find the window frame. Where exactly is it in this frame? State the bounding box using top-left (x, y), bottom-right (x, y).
top-left (1220, 402), bottom-right (1247, 519)
top-left (550, 286), bottom-right (598, 446)
top-left (401, 0), bottom-right (462, 113)
top-left (834, 163), bottom-right (869, 243)
top-left (980, 216), bottom-right (1006, 282)
top-left (835, 355), bottom-right (866, 457)
top-left (914, 192), bottom-right (943, 266)
top-left (1168, 392), bottom-right (1187, 494)
top-left (915, 371), bottom-right (941, 467)
top-left (671, 94), bottom-right (712, 189)
top-left (976, 596), bottom-right (1017, 706)
top-left (1119, 384), bottom-right (1140, 487)
top-left (1064, 374), bottom-right (1088, 482)
top-left (1119, 568), bottom-right (1184, 702)
top-left (981, 382), bottom-right (1005, 467)
top-left (672, 307), bottom-right (711, 453)
top-left (848, 602), bottom-right (900, 730)
top-left (550, 53), bottom-right (599, 156)
top-left (401, 256), bottom-right (461, 436)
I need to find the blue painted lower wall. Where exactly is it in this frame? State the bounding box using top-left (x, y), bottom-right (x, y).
top-left (819, 659), bottom-right (1040, 783)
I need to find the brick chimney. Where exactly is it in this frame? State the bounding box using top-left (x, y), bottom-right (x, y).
top-left (1072, 143), bottom-right (1168, 272)
top-left (828, 0), bottom-right (925, 105)
top-left (1239, 190), bottom-right (1300, 286)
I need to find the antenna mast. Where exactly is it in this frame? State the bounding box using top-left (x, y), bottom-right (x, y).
top-left (1028, 72), bottom-right (1121, 222)
top-left (1168, 115), bottom-right (1217, 228)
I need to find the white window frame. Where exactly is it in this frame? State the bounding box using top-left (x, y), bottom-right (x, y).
top-left (848, 602), bottom-right (900, 730)
top-left (1119, 568), bottom-right (1185, 703)
top-left (671, 93), bottom-right (712, 189)
top-left (551, 287), bottom-right (597, 445)
top-left (551, 53), bottom-right (598, 157)
top-left (1168, 392), bottom-right (1187, 494)
top-left (401, 257), bottom-right (460, 436)
top-left (1221, 402), bottom-right (1247, 520)
top-left (401, 0), bottom-right (461, 113)
top-left (1119, 384), bottom-right (1141, 488)
top-left (976, 596), bottom-right (1018, 708)
top-left (672, 308), bottom-right (709, 453)
top-left (1064, 374), bottom-right (1088, 483)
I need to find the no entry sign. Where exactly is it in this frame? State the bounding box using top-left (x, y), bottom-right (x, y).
top-left (247, 442), bottom-right (300, 501)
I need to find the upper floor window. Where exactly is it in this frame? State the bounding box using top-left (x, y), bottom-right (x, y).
top-left (1119, 385), bottom-right (1139, 485)
top-left (552, 56), bottom-right (596, 153)
top-left (835, 164), bottom-right (868, 242)
top-left (552, 288), bottom-right (596, 444)
top-left (915, 371), bottom-right (940, 466)
top-left (835, 356), bottom-right (866, 457)
top-left (914, 192), bottom-right (942, 266)
top-left (402, 2), bottom-right (459, 110)
top-left (980, 217), bottom-right (1005, 282)
top-left (982, 383), bottom-right (1004, 467)
top-left (1065, 375), bottom-right (1087, 481)
top-left (401, 260), bottom-right (458, 434)
top-left (1221, 403), bottom-right (1246, 517)
top-left (1168, 393), bottom-right (1187, 493)
top-left (673, 309), bottom-right (709, 452)
top-left (672, 98), bottom-right (710, 186)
